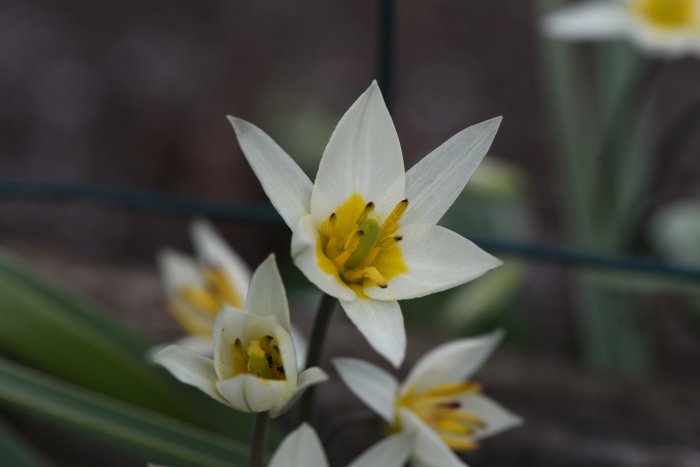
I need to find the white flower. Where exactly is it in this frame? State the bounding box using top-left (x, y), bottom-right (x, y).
top-left (542, 0), bottom-right (700, 57)
top-left (268, 423), bottom-right (412, 467)
top-left (229, 81), bottom-right (502, 367)
top-left (154, 255), bottom-right (327, 417)
top-left (333, 331), bottom-right (521, 467)
top-left (155, 220), bottom-right (307, 364)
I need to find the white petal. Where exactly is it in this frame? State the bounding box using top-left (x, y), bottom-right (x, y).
top-left (269, 366), bottom-right (328, 418)
top-left (399, 409), bottom-right (468, 467)
top-left (228, 116), bottom-right (312, 229)
top-left (339, 299), bottom-right (405, 368)
top-left (216, 374), bottom-right (292, 413)
top-left (542, 1), bottom-right (627, 41)
top-left (310, 81), bottom-right (405, 223)
top-left (455, 394), bottom-right (522, 440)
top-left (213, 307), bottom-right (298, 385)
top-left (402, 118), bottom-right (501, 226)
top-left (348, 431), bottom-right (413, 467)
top-left (268, 424), bottom-right (329, 467)
top-left (366, 224), bottom-right (502, 301)
top-left (157, 248), bottom-right (202, 294)
top-left (146, 335), bottom-right (213, 361)
top-left (332, 358), bottom-right (398, 423)
top-left (245, 255), bottom-right (291, 332)
top-left (401, 330), bottom-right (503, 396)
top-left (190, 219), bottom-right (251, 299)
top-left (153, 346), bottom-right (226, 405)
top-left (291, 214), bottom-right (357, 301)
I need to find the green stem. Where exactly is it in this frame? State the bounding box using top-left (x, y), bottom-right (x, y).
top-left (299, 293), bottom-right (337, 423)
top-left (249, 412), bottom-right (269, 467)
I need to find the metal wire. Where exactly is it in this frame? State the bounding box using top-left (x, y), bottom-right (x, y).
top-left (2, 179), bottom-right (700, 282)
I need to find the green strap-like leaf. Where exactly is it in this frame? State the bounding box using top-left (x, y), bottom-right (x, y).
top-left (0, 357), bottom-right (248, 467)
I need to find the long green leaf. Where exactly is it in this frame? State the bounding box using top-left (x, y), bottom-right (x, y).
top-left (0, 357), bottom-right (248, 467)
top-left (0, 251), bottom-right (252, 439)
top-left (0, 417), bottom-right (56, 467)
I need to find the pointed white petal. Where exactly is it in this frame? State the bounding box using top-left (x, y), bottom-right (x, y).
top-left (268, 424), bottom-right (329, 467)
top-left (401, 331), bottom-right (503, 395)
top-left (332, 358), bottom-right (398, 423)
top-left (190, 219), bottom-right (251, 299)
top-left (228, 116), bottom-right (312, 229)
top-left (310, 81), bottom-right (405, 223)
top-left (399, 409), bottom-right (469, 467)
top-left (216, 374), bottom-right (292, 413)
top-left (213, 307), bottom-right (298, 384)
top-left (456, 394), bottom-right (522, 440)
top-left (149, 335), bottom-right (212, 360)
top-left (157, 248), bottom-right (202, 294)
top-left (542, 1), bottom-right (627, 41)
top-left (402, 118), bottom-right (501, 226)
top-left (153, 346), bottom-right (226, 405)
top-left (291, 214), bottom-right (357, 301)
top-left (269, 366), bottom-right (328, 418)
top-left (348, 431), bottom-right (413, 467)
top-left (366, 224), bottom-right (502, 301)
top-left (245, 255), bottom-right (291, 331)
top-left (339, 298), bottom-right (405, 368)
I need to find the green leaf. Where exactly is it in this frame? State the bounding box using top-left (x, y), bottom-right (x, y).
top-left (0, 357), bottom-right (248, 467)
top-left (0, 417), bottom-right (56, 467)
top-left (0, 251), bottom-right (255, 439)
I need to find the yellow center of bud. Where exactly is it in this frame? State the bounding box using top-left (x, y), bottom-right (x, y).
top-left (316, 193), bottom-right (409, 297)
top-left (169, 267), bottom-right (244, 337)
top-left (398, 382), bottom-right (485, 452)
top-left (631, 0), bottom-right (697, 29)
top-left (231, 335), bottom-right (286, 381)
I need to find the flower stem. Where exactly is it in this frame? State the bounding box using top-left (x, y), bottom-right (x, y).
top-left (299, 293), bottom-right (337, 423)
top-left (249, 412), bottom-right (269, 467)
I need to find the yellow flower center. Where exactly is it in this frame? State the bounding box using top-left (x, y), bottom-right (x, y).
top-left (231, 335), bottom-right (286, 381)
top-left (631, 0), bottom-right (697, 29)
top-left (398, 382), bottom-right (485, 452)
top-left (316, 193), bottom-right (408, 297)
top-left (170, 266), bottom-right (244, 337)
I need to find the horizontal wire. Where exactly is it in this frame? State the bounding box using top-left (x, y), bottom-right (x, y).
top-left (1, 179), bottom-right (699, 282)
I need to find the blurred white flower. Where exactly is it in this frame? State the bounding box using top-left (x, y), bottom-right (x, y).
top-left (229, 81), bottom-right (501, 367)
top-left (543, 0), bottom-right (700, 57)
top-left (268, 423), bottom-right (412, 467)
top-left (154, 220), bottom-right (307, 364)
top-left (334, 331), bottom-right (521, 467)
top-left (155, 255), bottom-right (327, 417)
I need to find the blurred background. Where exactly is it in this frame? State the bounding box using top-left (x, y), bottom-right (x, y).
top-left (0, 0), bottom-right (699, 466)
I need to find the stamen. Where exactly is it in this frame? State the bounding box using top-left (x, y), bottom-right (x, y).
top-left (363, 266), bottom-right (388, 288)
top-left (343, 229), bottom-right (365, 251)
top-left (436, 419), bottom-right (473, 435)
top-left (356, 202), bottom-right (376, 224)
top-left (328, 213), bottom-right (338, 238)
top-left (179, 287), bottom-right (221, 313)
top-left (358, 246), bottom-right (381, 268)
top-left (443, 410), bottom-right (487, 428)
top-left (379, 234), bottom-right (403, 249)
top-left (333, 250), bottom-right (352, 269)
top-left (381, 199), bottom-right (409, 236)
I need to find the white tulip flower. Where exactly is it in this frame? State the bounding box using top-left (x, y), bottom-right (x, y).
top-left (155, 220), bottom-right (307, 364)
top-left (155, 255), bottom-right (327, 417)
top-left (334, 331), bottom-right (521, 467)
top-left (229, 81), bottom-right (502, 367)
top-left (268, 423), bottom-right (412, 467)
top-left (543, 0), bottom-right (700, 57)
